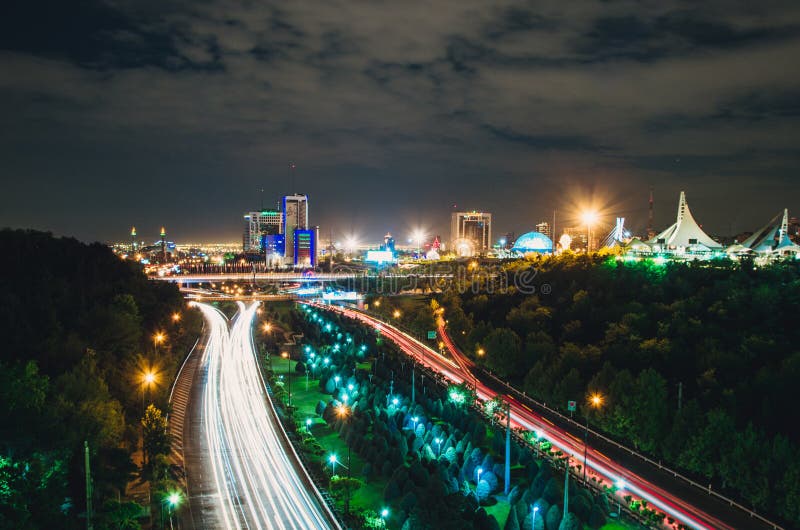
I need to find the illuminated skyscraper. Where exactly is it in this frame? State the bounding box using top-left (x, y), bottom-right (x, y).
top-left (450, 211), bottom-right (492, 256)
top-left (535, 221), bottom-right (551, 240)
top-left (293, 227), bottom-right (318, 267)
top-left (243, 209), bottom-right (283, 251)
top-left (283, 194), bottom-right (309, 261)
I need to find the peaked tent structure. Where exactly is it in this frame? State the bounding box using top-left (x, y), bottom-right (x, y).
top-left (742, 209), bottom-right (800, 256)
top-left (740, 211), bottom-right (783, 253)
top-left (648, 191), bottom-right (721, 251)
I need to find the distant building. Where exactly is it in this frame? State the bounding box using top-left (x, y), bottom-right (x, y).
top-left (562, 226), bottom-right (588, 251)
top-left (261, 234), bottom-right (286, 267)
top-left (383, 233), bottom-right (396, 253)
top-left (293, 227), bottom-right (318, 267)
top-left (450, 211), bottom-right (492, 256)
top-left (243, 209), bottom-right (283, 251)
top-left (512, 231), bottom-right (553, 253)
top-left (535, 221), bottom-right (551, 240)
top-left (283, 194), bottom-right (309, 261)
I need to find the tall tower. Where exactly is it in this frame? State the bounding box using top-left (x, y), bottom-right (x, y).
top-left (130, 226), bottom-right (137, 253)
top-left (160, 227), bottom-right (167, 261)
top-left (282, 194), bottom-right (309, 262)
top-left (647, 188), bottom-right (655, 239)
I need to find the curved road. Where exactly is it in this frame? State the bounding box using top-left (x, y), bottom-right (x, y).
top-left (310, 301), bottom-right (780, 530)
top-left (181, 302), bottom-right (340, 530)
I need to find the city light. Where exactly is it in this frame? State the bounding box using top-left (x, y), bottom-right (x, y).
top-left (580, 210), bottom-right (599, 225)
top-left (171, 312), bottom-right (181, 322)
top-left (167, 491), bottom-right (181, 507)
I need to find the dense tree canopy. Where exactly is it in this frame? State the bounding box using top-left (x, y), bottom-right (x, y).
top-left (0, 229), bottom-right (201, 529)
top-left (443, 254), bottom-right (800, 526)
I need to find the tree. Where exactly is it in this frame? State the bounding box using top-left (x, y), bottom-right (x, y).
top-left (483, 328), bottom-right (523, 379)
top-left (142, 404), bottom-right (170, 466)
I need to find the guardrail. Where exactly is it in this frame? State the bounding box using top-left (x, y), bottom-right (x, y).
top-left (330, 303), bottom-right (785, 530)
top-left (454, 341), bottom-right (785, 530)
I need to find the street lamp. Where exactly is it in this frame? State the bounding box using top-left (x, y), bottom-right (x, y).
top-left (393, 309), bottom-right (401, 319)
top-left (306, 418), bottom-right (312, 433)
top-left (263, 322), bottom-right (272, 333)
top-left (583, 392), bottom-right (604, 482)
top-left (171, 312), bottom-right (181, 323)
top-left (476, 347), bottom-right (485, 357)
top-left (281, 351), bottom-right (291, 406)
top-left (531, 505), bottom-right (539, 529)
top-left (475, 467), bottom-right (483, 502)
top-left (328, 453), bottom-right (338, 475)
top-left (337, 404), bottom-right (352, 515)
top-left (434, 437), bottom-right (442, 455)
top-left (153, 332), bottom-right (165, 354)
top-left (140, 370), bottom-right (157, 463)
top-left (614, 479), bottom-right (626, 516)
top-left (380, 508), bottom-right (389, 527)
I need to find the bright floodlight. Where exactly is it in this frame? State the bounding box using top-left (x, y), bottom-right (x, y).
top-left (580, 210), bottom-right (599, 225)
top-left (344, 236), bottom-right (359, 252)
top-left (589, 392), bottom-right (604, 408)
top-left (167, 492), bottom-right (181, 507)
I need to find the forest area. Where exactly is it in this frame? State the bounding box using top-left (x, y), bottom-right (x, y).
top-left (0, 229), bottom-right (201, 529)
top-left (439, 255), bottom-right (800, 527)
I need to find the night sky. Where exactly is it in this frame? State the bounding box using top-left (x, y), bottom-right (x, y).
top-left (2, 1), bottom-right (799, 244)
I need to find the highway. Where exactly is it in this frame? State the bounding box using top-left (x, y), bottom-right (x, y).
top-left (182, 302), bottom-right (340, 530)
top-left (308, 301), bottom-right (775, 530)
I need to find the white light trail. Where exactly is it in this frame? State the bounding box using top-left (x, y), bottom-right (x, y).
top-left (195, 302), bottom-right (339, 530)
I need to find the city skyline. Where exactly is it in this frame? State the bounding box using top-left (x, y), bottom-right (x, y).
top-left (2, 1), bottom-right (800, 242)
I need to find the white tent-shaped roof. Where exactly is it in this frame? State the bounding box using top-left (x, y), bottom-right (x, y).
top-left (775, 234), bottom-right (800, 256)
top-left (648, 191), bottom-right (722, 250)
top-left (740, 211), bottom-right (783, 253)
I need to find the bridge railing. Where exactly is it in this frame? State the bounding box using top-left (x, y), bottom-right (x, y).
top-left (442, 333), bottom-right (786, 530)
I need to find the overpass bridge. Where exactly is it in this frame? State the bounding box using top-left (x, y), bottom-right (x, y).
top-left (151, 271), bottom-right (453, 284)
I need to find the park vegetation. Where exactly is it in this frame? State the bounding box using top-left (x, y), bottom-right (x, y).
top-left (264, 303), bottom-right (624, 530)
top-left (438, 254), bottom-right (800, 527)
top-left (0, 229), bottom-right (201, 529)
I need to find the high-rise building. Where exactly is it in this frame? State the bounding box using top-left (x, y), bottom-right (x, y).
top-left (261, 234), bottom-right (286, 267)
top-left (450, 211), bottom-right (492, 256)
top-left (535, 221), bottom-right (551, 240)
top-left (283, 194), bottom-right (309, 261)
top-left (293, 227), bottom-right (318, 267)
top-left (243, 209), bottom-right (283, 251)
top-left (562, 226), bottom-right (588, 251)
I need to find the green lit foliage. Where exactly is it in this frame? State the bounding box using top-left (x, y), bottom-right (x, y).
top-left (0, 230), bottom-right (201, 527)
top-left (142, 405), bottom-right (170, 467)
top-left (441, 255), bottom-right (800, 525)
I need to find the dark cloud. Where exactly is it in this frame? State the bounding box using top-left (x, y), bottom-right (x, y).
top-left (1, 0), bottom-right (800, 242)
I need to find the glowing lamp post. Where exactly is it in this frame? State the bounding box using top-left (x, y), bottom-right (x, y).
top-left (583, 392), bottom-right (604, 482)
top-left (531, 505), bottom-right (539, 528)
top-left (281, 351), bottom-right (291, 406)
